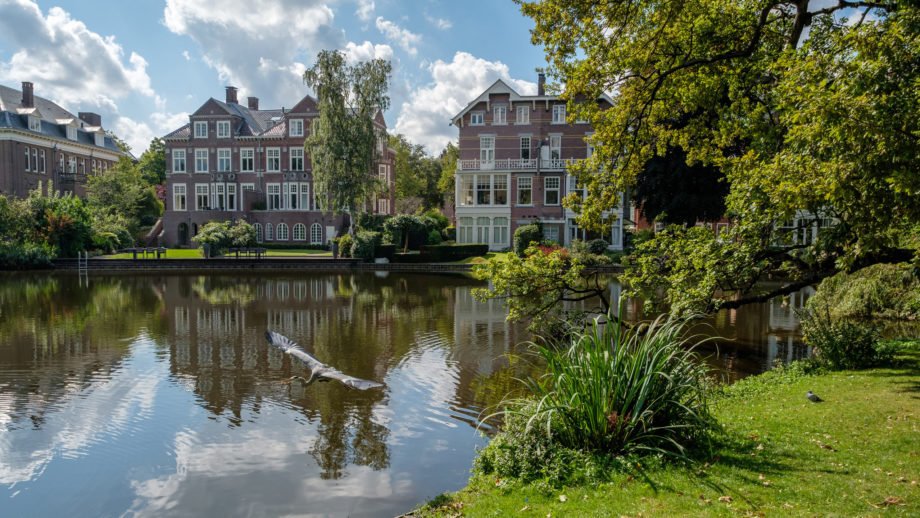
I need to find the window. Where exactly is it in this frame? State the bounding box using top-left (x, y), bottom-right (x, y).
top-left (476, 175), bottom-right (491, 205)
top-left (458, 217), bottom-right (473, 244)
top-left (378, 198), bottom-right (389, 214)
top-left (67, 127), bottom-right (77, 140)
top-left (80, 159), bottom-right (85, 175)
top-left (69, 157), bottom-right (77, 174)
top-left (195, 149), bottom-right (208, 173)
top-left (24, 147), bottom-right (30, 172)
top-left (568, 176), bottom-right (584, 201)
top-left (266, 223), bottom-right (273, 241)
top-left (267, 183), bottom-right (281, 210)
top-left (92, 160), bottom-right (96, 174)
top-left (293, 223), bottom-right (306, 241)
top-left (241, 183), bottom-right (255, 191)
top-left (493, 106), bottom-right (506, 125)
top-left (266, 148), bottom-right (280, 172)
top-left (470, 111), bottom-right (484, 125)
top-left (194, 121), bottom-right (207, 138)
top-left (459, 175), bottom-right (474, 206)
top-left (289, 119), bottom-right (303, 137)
top-left (59, 153), bottom-right (64, 172)
top-left (520, 137), bottom-right (531, 159)
top-left (227, 183), bottom-right (237, 211)
top-left (276, 223), bottom-right (289, 241)
top-left (286, 183), bottom-right (298, 209)
top-left (549, 135), bottom-right (562, 159)
top-left (479, 136), bottom-right (495, 164)
top-left (240, 148), bottom-right (254, 172)
top-left (552, 104), bottom-right (566, 124)
top-left (378, 164), bottom-right (387, 182)
top-left (290, 148), bottom-right (304, 171)
top-left (215, 183), bottom-right (226, 210)
top-left (254, 223), bottom-right (263, 242)
top-left (310, 119), bottom-right (319, 135)
top-left (543, 225), bottom-right (559, 244)
top-left (516, 106), bottom-right (529, 124)
top-left (545, 177), bottom-right (560, 205)
top-left (310, 223), bottom-right (323, 244)
top-left (39, 150), bottom-right (45, 174)
top-left (518, 176), bottom-right (532, 205)
top-left (173, 184), bottom-right (187, 211)
top-left (300, 183), bottom-right (310, 210)
top-left (195, 184), bottom-right (209, 210)
top-left (477, 217), bottom-right (491, 244)
top-left (29, 116), bottom-right (41, 132)
top-left (173, 149), bottom-right (186, 173)
top-left (493, 217), bottom-right (509, 248)
top-left (217, 148), bottom-right (231, 172)
top-left (216, 121), bottom-right (230, 138)
top-left (494, 174), bottom-right (508, 205)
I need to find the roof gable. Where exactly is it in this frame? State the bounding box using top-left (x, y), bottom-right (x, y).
top-left (289, 95), bottom-right (318, 114)
top-left (192, 98), bottom-right (236, 117)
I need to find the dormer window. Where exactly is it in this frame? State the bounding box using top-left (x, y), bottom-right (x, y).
top-left (289, 119), bottom-right (303, 137)
top-left (67, 127), bottom-right (77, 141)
top-left (216, 120), bottom-right (230, 138)
top-left (29, 116), bottom-right (41, 132)
top-left (194, 121), bottom-right (208, 138)
top-left (94, 132), bottom-right (104, 147)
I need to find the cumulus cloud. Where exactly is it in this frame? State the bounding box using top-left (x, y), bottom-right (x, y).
top-left (344, 40), bottom-right (394, 63)
top-left (163, 0), bottom-right (345, 106)
top-left (375, 17), bottom-right (421, 56)
top-left (393, 52), bottom-right (536, 153)
top-left (426, 15), bottom-right (452, 30)
top-left (355, 0), bottom-right (374, 21)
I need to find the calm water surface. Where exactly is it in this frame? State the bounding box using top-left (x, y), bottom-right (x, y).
top-left (0, 272), bottom-right (810, 517)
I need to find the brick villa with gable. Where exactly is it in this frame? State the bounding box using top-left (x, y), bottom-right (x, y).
top-left (160, 86), bottom-right (394, 248)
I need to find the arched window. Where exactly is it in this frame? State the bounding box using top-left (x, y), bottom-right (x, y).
top-left (254, 223), bottom-right (263, 243)
top-left (277, 223), bottom-right (289, 241)
top-left (265, 223), bottom-right (274, 241)
top-left (293, 223), bottom-right (306, 241)
top-left (310, 223), bottom-right (323, 244)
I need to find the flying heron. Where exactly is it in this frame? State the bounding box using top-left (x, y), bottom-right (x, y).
top-left (265, 330), bottom-right (384, 390)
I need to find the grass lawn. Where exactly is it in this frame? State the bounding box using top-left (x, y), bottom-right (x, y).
top-left (453, 252), bottom-right (511, 265)
top-left (101, 248), bottom-right (202, 259)
top-left (262, 249), bottom-right (331, 257)
top-left (413, 341), bottom-right (920, 516)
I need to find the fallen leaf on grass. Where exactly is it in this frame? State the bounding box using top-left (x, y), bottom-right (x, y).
top-left (782, 503), bottom-right (794, 509)
top-left (763, 480), bottom-right (772, 487)
top-left (718, 496), bottom-right (733, 503)
top-left (519, 505), bottom-right (531, 512)
top-left (755, 444), bottom-right (764, 451)
top-left (878, 497), bottom-right (905, 507)
top-left (558, 494), bottom-right (567, 503)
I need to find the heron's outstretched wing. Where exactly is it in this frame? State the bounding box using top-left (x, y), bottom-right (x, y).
top-left (323, 369), bottom-right (385, 391)
top-left (265, 330), bottom-right (325, 371)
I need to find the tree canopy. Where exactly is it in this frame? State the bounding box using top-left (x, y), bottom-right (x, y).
top-left (303, 50), bottom-right (391, 227)
top-left (389, 134), bottom-right (443, 212)
top-left (518, 0), bottom-right (920, 315)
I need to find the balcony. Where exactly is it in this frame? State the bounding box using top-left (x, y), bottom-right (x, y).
top-left (457, 158), bottom-right (577, 171)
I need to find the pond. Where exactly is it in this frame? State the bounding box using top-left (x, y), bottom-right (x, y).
top-left (0, 272), bottom-right (811, 517)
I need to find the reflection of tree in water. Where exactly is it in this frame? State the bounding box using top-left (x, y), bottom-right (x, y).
top-left (0, 273), bottom-right (167, 428)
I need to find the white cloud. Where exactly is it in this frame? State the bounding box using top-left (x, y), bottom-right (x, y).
top-left (426, 15), bottom-right (452, 30)
top-left (163, 0), bottom-right (344, 106)
top-left (355, 0), bottom-right (374, 21)
top-left (182, 50), bottom-right (191, 61)
top-left (375, 17), bottom-right (421, 56)
top-left (344, 40), bottom-right (394, 63)
top-left (393, 52), bottom-right (536, 153)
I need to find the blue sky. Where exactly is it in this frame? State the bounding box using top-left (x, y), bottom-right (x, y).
top-left (0, 0), bottom-right (547, 154)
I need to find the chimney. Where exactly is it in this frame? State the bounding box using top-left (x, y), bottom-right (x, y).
top-left (21, 81), bottom-right (34, 107)
top-left (225, 86), bottom-right (238, 104)
top-left (537, 73), bottom-right (545, 96)
top-left (248, 96), bottom-right (259, 110)
top-left (78, 112), bottom-right (102, 127)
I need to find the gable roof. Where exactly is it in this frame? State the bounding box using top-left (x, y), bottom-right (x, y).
top-left (450, 78), bottom-right (615, 125)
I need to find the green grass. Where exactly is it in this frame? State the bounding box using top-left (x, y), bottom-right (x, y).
top-left (102, 248), bottom-right (202, 259)
top-left (412, 340), bottom-right (920, 516)
top-left (262, 249), bottom-right (331, 257)
top-left (452, 252), bottom-right (510, 265)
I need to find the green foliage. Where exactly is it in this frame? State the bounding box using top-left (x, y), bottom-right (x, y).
top-left (91, 213), bottom-right (135, 252)
top-left (383, 213), bottom-right (434, 251)
top-left (519, 0), bottom-right (920, 315)
top-left (390, 134), bottom-right (444, 210)
top-left (587, 238), bottom-right (608, 255)
top-left (0, 241), bottom-right (53, 270)
top-left (427, 229), bottom-right (442, 245)
top-left (719, 359), bottom-right (821, 401)
top-left (192, 220), bottom-right (256, 257)
top-left (24, 184), bottom-right (93, 257)
top-left (227, 220), bottom-right (257, 248)
top-left (442, 225), bottom-right (456, 241)
top-left (352, 231), bottom-right (382, 260)
top-left (503, 309), bottom-right (712, 457)
top-left (420, 244), bottom-right (488, 262)
top-left (137, 137), bottom-right (166, 186)
top-left (799, 307), bottom-right (885, 370)
top-left (567, 239), bottom-right (611, 266)
top-left (807, 263), bottom-right (920, 320)
top-left (303, 49), bottom-right (391, 227)
top-left (437, 142), bottom-right (458, 201)
top-left (86, 156), bottom-right (163, 236)
top-left (336, 234), bottom-right (354, 258)
top-left (513, 223), bottom-right (543, 257)
top-left (355, 212), bottom-right (387, 232)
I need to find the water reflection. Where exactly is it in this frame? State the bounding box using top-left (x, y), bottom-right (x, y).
top-left (0, 271), bottom-right (813, 517)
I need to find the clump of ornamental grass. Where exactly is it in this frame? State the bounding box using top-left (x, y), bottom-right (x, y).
top-left (478, 307), bottom-right (714, 483)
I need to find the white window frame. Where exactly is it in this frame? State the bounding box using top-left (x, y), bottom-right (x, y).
top-left (254, 223), bottom-right (263, 242)
top-left (277, 223), bottom-right (289, 241)
top-left (286, 182), bottom-right (299, 210)
top-left (458, 175), bottom-right (474, 207)
top-left (66, 126), bottom-right (77, 141)
top-left (172, 149), bottom-right (186, 173)
top-left (544, 176), bottom-right (561, 205)
top-left (266, 223), bottom-right (274, 241)
top-left (39, 150), bottom-right (45, 174)
top-left (266, 148), bottom-right (280, 172)
top-left (300, 183), bottom-right (311, 211)
top-left (293, 223), bottom-right (306, 241)
top-left (520, 136), bottom-right (531, 159)
top-left (227, 183), bottom-right (237, 211)
top-left (24, 147), bottom-right (30, 172)
top-left (240, 148), bottom-right (254, 172)
top-left (549, 134), bottom-right (562, 159)
top-left (29, 116), bottom-right (41, 132)
top-left (517, 176), bottom-right (533, 206)
top-left (216, 120), bottom-right (230, 138)
top-left (479, 136), bottom-right (495, 165)
top-left (310, 223), bottom-right (323, 244)
top-left (195, 183), bottom-right (209, 211)
top-left (470, 111), bottom-right (484, 125)
top-left (289, 119), bottom-right (303, 137)
top-left (492, 105), bottom-right (506, 125)
top-left (290, 148), bottom-right (304, 171)
top-left (69, 157), bottom-right (77, 174)
top-left (195, 149), bottom-right (208, 173)
top-left (217, 148), bottom-right (231, 172)
top-left (194, 121), bottom-right (208, 138)
top-left (516, 106), bottom-right (529, 125)
top-left (267, 183), bottom-right (281, 210)
top-left (552, 104), bottom-right (566, 124)
top-left (172, 183), bottom-right (187, 211)
top-left (215, 183), bottom-right (226, 210)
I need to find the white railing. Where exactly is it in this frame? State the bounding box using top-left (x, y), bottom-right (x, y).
top-left (457, 158), bottom-right (578, 171)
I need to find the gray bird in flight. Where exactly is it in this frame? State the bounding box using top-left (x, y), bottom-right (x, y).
top-left (265, 330), bottom-right (384, 390)
top-left (806, 390), bottom-right (823, 403)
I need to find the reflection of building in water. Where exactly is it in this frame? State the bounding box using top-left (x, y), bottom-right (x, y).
top-left (765, 287), bottom-right (815, 366)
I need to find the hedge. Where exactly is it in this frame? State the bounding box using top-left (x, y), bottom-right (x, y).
top-left (420, 244), bottom-right (489, 262)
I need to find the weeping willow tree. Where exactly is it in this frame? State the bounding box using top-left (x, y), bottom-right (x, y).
top-left (303, 50), bottom-right (391, 233)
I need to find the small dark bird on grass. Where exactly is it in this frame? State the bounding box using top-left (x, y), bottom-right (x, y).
top-left (807, 390), bottom-right (823, 403)
top-left (265, 330), bottom-right (384, 391)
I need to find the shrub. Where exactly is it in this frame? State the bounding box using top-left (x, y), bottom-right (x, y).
top-left (513, 223), bottom-right (543, 257)
top-left (441, 225), bottom-right (456, 241)
top-left (799, 306), bottom-right (883, 370)
top-left (0, 241), bottom-right (54, 270)
top-left (420, 209), bottom-right (450, 230)
top-left (567, 240), bottom-right (610, 266)
top-left (427, 229), bottom-right (443, 245)
top-left (420, 244), bottom-right (488, 262)
top-left (336, 234), bottom-right (354, 258)
top-left (227, 220), bottom-right (257, 248)
top-left (356, 213), bottom-right (387, 232)
top-left (588, 238), bottom-right (609, 254)
top-left (807, 263), bottom-right (920, 320)
top-left (374, 243), bottom-right (396, 259)
top-left (192, 220), bottom-right (232, 257)
top-left (352, 231), bottom-right (381, 260)
top-left (504, 307), bottom-right (712, 456)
